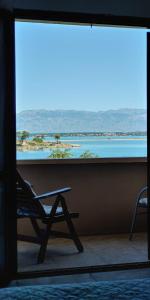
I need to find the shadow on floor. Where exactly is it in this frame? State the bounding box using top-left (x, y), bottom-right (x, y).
top-left (18, 232), bottom-right (148, 272)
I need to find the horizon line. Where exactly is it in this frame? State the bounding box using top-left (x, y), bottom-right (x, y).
top-left (16, 107), bottom-right (146, 114)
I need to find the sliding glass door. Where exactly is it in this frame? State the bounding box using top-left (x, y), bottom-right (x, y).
top-left (0, 9), bottom-right (150, 283)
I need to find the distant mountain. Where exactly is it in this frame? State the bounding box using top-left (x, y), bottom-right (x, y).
top-left (16, 109), bottom-right (147, 133)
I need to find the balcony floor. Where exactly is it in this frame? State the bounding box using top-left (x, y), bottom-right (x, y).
top-left (18, 232), bottom-right (148, 272)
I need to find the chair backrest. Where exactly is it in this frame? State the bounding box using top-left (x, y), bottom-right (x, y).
top-left (16, 170), bottom-right (44, 217)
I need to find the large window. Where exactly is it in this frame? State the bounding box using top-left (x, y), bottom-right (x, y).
top-left (16, 22), bottom-right (147, 160)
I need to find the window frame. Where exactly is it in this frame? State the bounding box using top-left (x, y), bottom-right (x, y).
top-left (2, 4), bottom-right (150, 282)
top-left (17, 157), bottom-right (147, 166)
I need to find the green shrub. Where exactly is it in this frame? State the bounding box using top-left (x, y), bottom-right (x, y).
top-left (49, 149), bottom-right (73, 159)
top-left (80, 150), bottom-right (99, 158)
top-left (32, 137), bottom-right (43, 143)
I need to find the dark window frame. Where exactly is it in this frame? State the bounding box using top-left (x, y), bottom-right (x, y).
top-left (2, 6), bottom-right (150, 282)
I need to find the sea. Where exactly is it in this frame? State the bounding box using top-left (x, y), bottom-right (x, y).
top-left (17, 135), bottom-right (147, 160)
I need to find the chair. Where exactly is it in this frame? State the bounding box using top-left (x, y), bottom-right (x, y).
top-left (16, 170), bottom-right (83, 263)
top-left (129, 186), bottom-right (148, 240)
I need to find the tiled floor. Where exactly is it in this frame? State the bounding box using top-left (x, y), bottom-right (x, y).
top-left (18, 232), bottom-right (148, 272)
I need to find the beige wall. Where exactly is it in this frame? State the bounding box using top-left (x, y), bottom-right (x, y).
top-left (17, 160), bottom-right (147, 236)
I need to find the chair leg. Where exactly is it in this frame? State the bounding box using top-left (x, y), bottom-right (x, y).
top-left (30, 218), bottom-right (48, 263)
top-left (65, 215), bottom-right (83, 252)
top-left (37, 194), bottom-right (83, 263)
top-left (129, 203), bottom-right (139, 241)
top-left (37, 221), bottom-right (54, 264)
top-left (60, 196), bottom-right (83, 252)
top-left (37, 235), bottom-right (49, 264)
top-left (37, 197), bottom-right (60, 263)
top-left (30, 218), bottom-right (41, 237)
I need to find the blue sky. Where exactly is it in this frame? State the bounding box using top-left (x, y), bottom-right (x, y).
top-left (15, 22), bottom-right (147, 113)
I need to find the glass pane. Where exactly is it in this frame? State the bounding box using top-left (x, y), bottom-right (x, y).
top-left (16, 22), bottom-right (147, 160)
top-left (16, 21), bottom-right (148, 272)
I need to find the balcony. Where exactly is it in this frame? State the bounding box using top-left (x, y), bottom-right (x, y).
top-left (17, 157), bottom-right (147, 271)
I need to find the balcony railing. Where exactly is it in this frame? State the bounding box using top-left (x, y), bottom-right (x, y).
top-left (17, 158), bottom-right (147, 271)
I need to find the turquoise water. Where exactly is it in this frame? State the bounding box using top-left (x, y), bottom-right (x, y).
top-left (17, 135), bottom-right (147, 160)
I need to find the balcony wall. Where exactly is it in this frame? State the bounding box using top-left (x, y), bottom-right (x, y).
top-left (17, 158), bottom-right (147, 236)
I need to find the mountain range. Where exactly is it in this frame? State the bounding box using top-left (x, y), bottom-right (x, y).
top-left (16, 108), bottom-right (146, 133)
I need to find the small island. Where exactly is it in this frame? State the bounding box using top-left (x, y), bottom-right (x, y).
top-left (16, 140), bottom-right (80, 151)
top-left (16, 131), bottom-right (80, 152)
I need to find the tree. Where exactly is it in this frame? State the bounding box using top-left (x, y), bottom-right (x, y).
top-left (80, 150), bottom-right (99, 158)
top-left (48, 149), bottom-right (73, 159)
top-left (32, 137), bottom-right (43, 143)
top-left (17, 130), bottom-right (29, 144)
top-left (16, 131), bottom-right (22, 140)
top-left (54, 133), bottom-right (61, 144)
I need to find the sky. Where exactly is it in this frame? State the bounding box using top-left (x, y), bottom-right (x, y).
top-left (15, 21), bottom-right (147, 113)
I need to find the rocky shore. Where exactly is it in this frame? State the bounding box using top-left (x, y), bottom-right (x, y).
top-left (16, 140), bottom-right (80, 151)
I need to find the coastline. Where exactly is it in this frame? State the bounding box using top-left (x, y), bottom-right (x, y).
top-left (16, 133), bottom-right (147, 159)
top-left (16, 140), bottom-right (80, 152)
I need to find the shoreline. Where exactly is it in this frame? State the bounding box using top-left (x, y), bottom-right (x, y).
top-left (16, 136), bottom-right (146, 152)
top-left (16, 141), bottom-right (80, 152)
top-left (60, 137), bottom-right (146, 142)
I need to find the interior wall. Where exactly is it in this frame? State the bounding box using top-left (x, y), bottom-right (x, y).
top-left (17, 162), bottom-right (147, 236)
